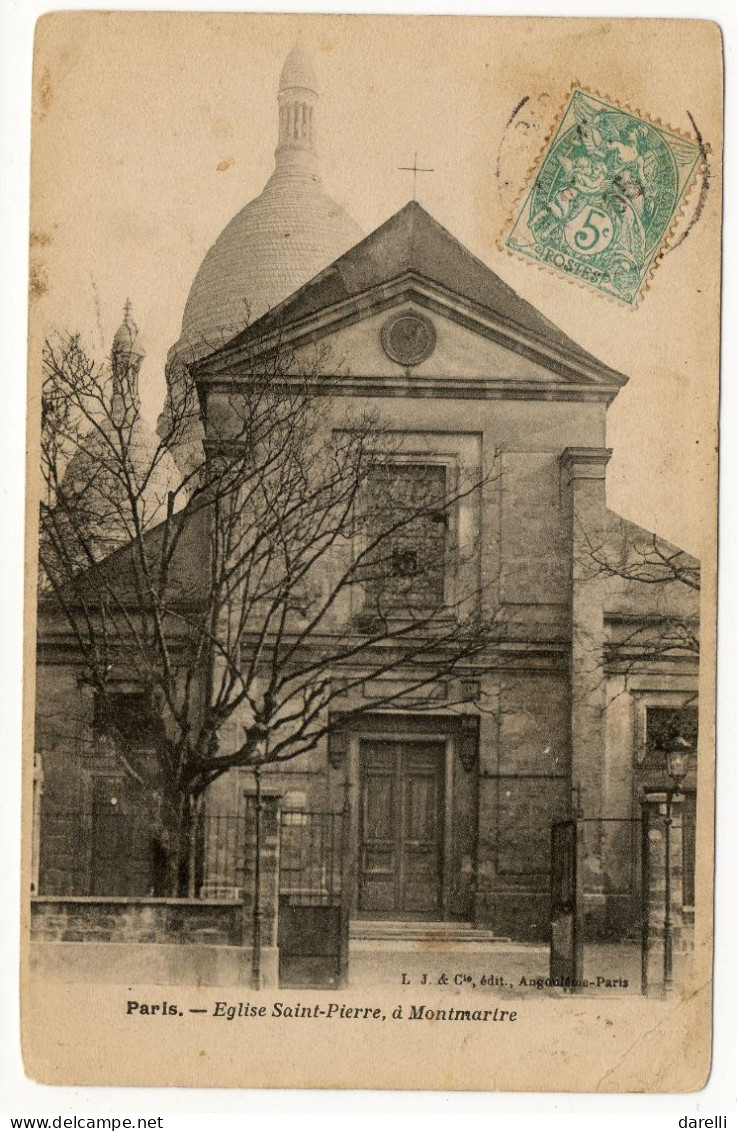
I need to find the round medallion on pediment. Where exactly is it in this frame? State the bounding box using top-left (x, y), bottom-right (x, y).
top-left (380, 312), bottom-right (436, 367)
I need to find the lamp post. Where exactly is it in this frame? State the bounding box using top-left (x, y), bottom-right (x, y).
top-left (251, 765), bottom-right (263, 990)
top-left (663, 737), bottom-right (691, 992)
top-left (249, 739), bottom-right (268, 991)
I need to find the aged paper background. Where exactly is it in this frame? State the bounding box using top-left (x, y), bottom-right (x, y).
top-left (21, 12), bottom-right (721, 1092)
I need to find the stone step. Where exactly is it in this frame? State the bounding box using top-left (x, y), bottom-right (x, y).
top-left (349, 919), bottom-right (510, 944)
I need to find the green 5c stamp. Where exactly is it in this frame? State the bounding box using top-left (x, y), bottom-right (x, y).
top-left (504, 88), bottom-right (703, 305)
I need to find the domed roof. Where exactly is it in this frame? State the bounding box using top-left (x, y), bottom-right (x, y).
top-left (279, 42), bottom-right (318, 94)
top-left (176, 178), bottom-right (362, 359)
top-left (170, 44), bottom-right (363, 365)
top-left (112, 299), bottom-right (144, 359)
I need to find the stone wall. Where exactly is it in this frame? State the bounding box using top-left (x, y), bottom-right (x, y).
top-left (31, 896), bottom-right (243, 945)
top-left (29, 896), bottom-right (255, 986)
top-left (31, 794), bottom-right (293, 989)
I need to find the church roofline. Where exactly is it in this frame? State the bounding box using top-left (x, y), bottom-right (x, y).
top-left (193, 272), bottom-right (627, 402)
top-left (604, 507), bottom-right (700, 568)
top-left (192, 201), bottom-right (630, 393)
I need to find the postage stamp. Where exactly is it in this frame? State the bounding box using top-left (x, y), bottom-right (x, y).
top-left (503, 87), bottom-right (703, 305)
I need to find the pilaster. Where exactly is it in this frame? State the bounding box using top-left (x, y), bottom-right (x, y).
top-left (242, 786), bottom-right (283, 988)
top-left (560, 448), bottom-right (612, 914)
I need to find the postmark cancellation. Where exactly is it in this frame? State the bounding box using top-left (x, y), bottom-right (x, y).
top-left (503, 87), bottom-right (703, 305)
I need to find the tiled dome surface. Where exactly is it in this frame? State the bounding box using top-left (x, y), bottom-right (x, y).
top-left (173, 169), bottom-right (363, 361)
top-left (279, 42), bottom-right (318, 92)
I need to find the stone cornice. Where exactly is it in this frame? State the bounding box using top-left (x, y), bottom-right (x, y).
top-left (193, 273), bottom-right (628, 401)
top-left (560, 446), bottom-right (613, 479)
top-left (200, 372), bottom-right (620, 404)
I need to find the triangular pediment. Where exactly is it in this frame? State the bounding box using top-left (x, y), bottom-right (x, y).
top-left (193, 201), bottom-right (628, 397)
top-left (290, 288), bottom-right (606, 392)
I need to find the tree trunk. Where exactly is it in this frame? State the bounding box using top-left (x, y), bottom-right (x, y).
top-left (160, 791), bottom-right (198, 897)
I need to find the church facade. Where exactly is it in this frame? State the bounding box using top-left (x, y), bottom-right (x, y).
top-left (33, 45), bottom-right (699, 947)
top-left (187, 198), bottom-right (699, 940)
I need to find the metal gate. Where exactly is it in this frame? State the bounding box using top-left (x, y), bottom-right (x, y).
top-left (277, 808), bottom-right (350, 988)
top-left (550, 817), bottom-right (645, 993)
top-left (550, 820), bottom-right (583, 988)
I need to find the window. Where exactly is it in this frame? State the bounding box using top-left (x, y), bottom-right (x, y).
top-left (644, 706), bottom-right (698, 764)
top-left (94, 690), bottom-right (157, 751)
top-left (360, 461), bottom-right (451, 614)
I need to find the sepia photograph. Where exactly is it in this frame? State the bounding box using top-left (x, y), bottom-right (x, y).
top-left (20, 11), bottom-right (721, 1092)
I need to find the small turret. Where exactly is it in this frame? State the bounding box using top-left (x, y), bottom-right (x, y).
top-left (111, 300), bottom-right (144, 416)
top-left (60, 302), bottom-right (182, 562)
top-left (275, 41), bottom-right (320, 176)
top-left (112, 299), bottom-right (144, 360)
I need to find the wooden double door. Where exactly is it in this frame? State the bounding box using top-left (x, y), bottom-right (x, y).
top-left (357, 739), bottom-right (445, 917)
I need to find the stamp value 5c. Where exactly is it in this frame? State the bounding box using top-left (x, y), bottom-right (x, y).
top-left (503, 88), bottom-right (703, 305)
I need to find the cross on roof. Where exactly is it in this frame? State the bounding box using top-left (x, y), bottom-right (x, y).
top-left (398, 152), bottom-right (434, 200)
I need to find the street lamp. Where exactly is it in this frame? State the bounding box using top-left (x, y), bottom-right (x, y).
top-left (663, 736), bottom-right (692, 991)
top-left (250, 739), bottom-right (268, 991)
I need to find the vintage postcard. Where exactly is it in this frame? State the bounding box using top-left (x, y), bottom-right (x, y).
top-left (22, 13), bottom-right (721, 1091)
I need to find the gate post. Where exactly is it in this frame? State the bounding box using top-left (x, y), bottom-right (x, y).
top-left (242, 784), bottom-right (283, 989)
top-left (32, 752), bottom-right (45, 896)
top-left (641, 792), bottom-right (685, 996)
top-left (550, 819), bottom-right (584, 989)
top-left (338, 777), bottom-right (353, 988)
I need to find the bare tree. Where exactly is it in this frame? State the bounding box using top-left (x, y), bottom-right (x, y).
top-left (579, 517), bottom-right (700, 597)
top-left (569, 511), bottom-right (700, 720)
top-left (38, 318), bottom-right (499, 894)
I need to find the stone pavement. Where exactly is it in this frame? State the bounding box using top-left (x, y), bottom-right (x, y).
top-left (348, 940), bottom-right (643, 996)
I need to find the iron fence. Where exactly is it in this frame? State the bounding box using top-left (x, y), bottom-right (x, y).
top-left (36, 809), bottom-right (244, 898)
top-left (681, 794), bottom-right (696, 909)
top-left (197, 813), bottom-right (246, 896)
top-left (37, 807), bottom-right (347, 902)
top-left (279, 810), bottom-right (345, 905)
